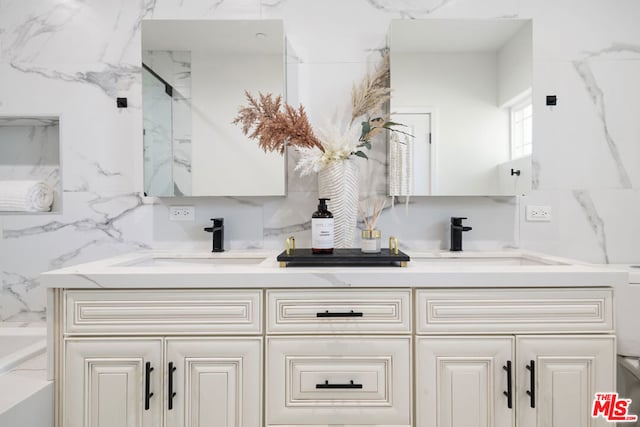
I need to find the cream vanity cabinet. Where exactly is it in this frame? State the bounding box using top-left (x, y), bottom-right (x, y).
top-left (54, 285), bottom-right (616, 427)
top-left (415, 289), bottom-right (616, 427)
top-left (60, 290), bottom-right (263, 427)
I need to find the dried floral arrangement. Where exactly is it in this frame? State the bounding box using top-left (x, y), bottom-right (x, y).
top-left (233, 53), bottom-right (411, 176)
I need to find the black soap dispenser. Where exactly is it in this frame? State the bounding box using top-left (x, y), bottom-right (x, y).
top-left (312, 198), bottom-right (334, 254)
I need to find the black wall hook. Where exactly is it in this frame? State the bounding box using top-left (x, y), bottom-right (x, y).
top-left (511, 168), bottom-right (521, 176)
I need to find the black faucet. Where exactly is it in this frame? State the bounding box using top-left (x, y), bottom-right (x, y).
top-left (450, 217), bottom-right (472, 252)
top-left (204, 218), bottom-right (224, 252)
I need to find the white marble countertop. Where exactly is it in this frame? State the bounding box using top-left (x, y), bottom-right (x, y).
top-left (40, 249), bottom-right (628, 288)
top-left (607, 264), bottom-right (640, 284)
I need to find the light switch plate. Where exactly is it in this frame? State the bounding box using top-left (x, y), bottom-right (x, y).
top-left (169, 206), bottom-right (195, 221)
top-left (526, 205), bottom-right (551, 222)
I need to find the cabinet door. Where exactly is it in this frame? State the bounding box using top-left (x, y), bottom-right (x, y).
top-left (516, 335), bottom-right (615, 427)
top-left (165, 337), bottom-right (262, 427)
top-left (64, 338), bottom-right (162, 427)
top-left (416, 336), bottom-right (515, 427)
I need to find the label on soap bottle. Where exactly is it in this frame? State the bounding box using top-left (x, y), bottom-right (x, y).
top-left (312, 218), bottom-right (334, 249)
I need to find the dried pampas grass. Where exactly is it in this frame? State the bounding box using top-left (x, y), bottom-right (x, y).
top-left (350, 53), bottom-right (391, 123)
top-left (233, 91), bottom-right (324, 154)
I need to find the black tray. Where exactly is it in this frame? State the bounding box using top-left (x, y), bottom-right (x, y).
top-left (277, 248), bottom-right (410, 267)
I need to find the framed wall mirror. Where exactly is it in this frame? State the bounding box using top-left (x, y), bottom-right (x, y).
top-left (142, 20), bottom-right (286, 197)
top-left (389, 19), bottom-right (532, 196)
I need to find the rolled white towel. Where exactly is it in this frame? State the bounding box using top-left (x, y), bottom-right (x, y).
top-left (0, 180), bottom-right (54, 212)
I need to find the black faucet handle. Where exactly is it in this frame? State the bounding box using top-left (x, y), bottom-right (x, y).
top-left (451, 217), bottom-right (468, 226)
top-left (204, 218), bottom-right (224, 233)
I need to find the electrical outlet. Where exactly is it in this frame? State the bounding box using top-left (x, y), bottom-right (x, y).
top-left (169, 206), bottom-right (195, 221)
top-left (526, 205), bottom-right (552, 222)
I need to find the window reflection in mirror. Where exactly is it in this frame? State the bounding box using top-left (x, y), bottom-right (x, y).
top-left (142, 20), bottom-right (286, 197)
top-left (389, 19), bottom-right (533, 196)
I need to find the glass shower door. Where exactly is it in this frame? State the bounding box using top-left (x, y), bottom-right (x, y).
top-left (142, 66), bottom-right (174, 196)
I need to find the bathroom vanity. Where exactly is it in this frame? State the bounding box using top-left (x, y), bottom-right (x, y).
top-left (41, 250), bottom-right (625, 427)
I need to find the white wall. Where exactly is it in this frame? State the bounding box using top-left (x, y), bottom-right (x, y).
top-left (0, 0), bottom-right (639, 321)
top-left (497, 22), bottom-right (533, 106)
top-left (392, 52), bottom-right (510, 195)
top-left (191, 52), bottom-right (285, 196)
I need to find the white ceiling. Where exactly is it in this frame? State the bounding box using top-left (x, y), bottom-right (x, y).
top-left (390, 19), bottom-right (529, 53)
top-left (142, 20), bottom-right (284, 54)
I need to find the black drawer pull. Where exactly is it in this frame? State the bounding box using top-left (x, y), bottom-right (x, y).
top-left (168, 362), bottom-right (177, 410)
top-left (503, 361), bottom-right (512, 409)
top-left (144, 361), bottom-right (154, 410)
top-left (526, 360), bottom-right (536, 408)
top-left (316, 380), bottom-right (363, 389)
top-left (316, 310), bottom-right (363, 318)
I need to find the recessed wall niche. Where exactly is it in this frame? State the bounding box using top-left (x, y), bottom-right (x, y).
top-left (0, 117), bottom-right (61, 214)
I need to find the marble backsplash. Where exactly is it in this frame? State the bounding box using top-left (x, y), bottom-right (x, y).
top-left (0, 0), bottom-right (639, 321)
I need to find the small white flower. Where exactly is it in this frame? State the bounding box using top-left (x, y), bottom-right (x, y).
top-left (294, 146), bottom-right (325, 176)
top-left (316, 120), bottom-right (361, 156)
top-left (295, 118), bottom-right (366, 175)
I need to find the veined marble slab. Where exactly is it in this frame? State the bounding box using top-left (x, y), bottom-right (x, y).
top-left (40, 249), bottom-right (627, 289)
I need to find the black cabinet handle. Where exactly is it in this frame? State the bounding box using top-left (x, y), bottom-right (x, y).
top-left (526, 360), bottom-right (536, 408)
top-left (316, 310), bottom-right (363, 318)
top-left (502, 361), bottom-right (512, 409)
top-left (144, 361), bottom-right (154, 410)
top-left (316, 380), bottom-right (363, 389)
top-left (168, 362), bottom-right (177, 410)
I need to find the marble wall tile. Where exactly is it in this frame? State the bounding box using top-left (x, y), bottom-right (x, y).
top-left (151, 0), bottom-right (261, 20)
top-left (516, 0), bottom-right (640, 263)
top-left (585, 59), bottom-right (640, 188)
top-left (0, 63), bottom-right (142, 193)
top-left (0, 0), bottom-right (145, 66)
top-left (0, 270), bottom-right (47, 322)
top-left (151, 197), bottom-right (265, 250)
top-left (367, 0), bottom-right (518, 20)
top-left (520, 189), bottom-right (640, 264)
top-left (262, 191), bottom-right (317, 249)
top-left (585, 190), bottom-right (640, 263)
top-left (0, 191), bottom-right (153, 320)
top-left (518, 0), bottom-right (640, 62)
top-left (532, 60), bottom-right (640, 190)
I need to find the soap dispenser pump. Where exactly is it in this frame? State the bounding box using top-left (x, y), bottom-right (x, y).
top-left (312, 198), bottom-right (334, 254)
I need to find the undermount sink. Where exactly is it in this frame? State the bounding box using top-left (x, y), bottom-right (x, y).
top-left (409, 254), bottom-right (567, 266)
top-left (118, 255), bottom-right (267, 267)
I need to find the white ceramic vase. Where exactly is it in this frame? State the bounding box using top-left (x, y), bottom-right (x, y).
top-left (318, 159), bottom-right (359, 248)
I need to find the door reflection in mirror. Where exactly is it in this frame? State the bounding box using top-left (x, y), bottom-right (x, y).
top-left (389, 19), bottom-right (532, 196)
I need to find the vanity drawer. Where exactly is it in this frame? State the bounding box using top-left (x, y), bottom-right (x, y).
top-left (64, 289), bottom-right (262, 334)
top-left (416, 288), bottom-right (613, 334)
top-left (267, 289), bottom-right (411, 333)
top-left (266, 336), bottom-right (411, 426)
